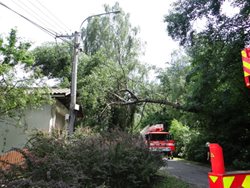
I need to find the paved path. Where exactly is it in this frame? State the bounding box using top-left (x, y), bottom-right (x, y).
top-left (161, 159), bottom-right (210, 188)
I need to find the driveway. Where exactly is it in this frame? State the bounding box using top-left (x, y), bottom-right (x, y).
top-left (160, 159), bottom-right (210, 188)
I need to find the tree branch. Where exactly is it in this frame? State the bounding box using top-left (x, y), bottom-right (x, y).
top-left (110, 92), bottom-right (127, 102)
top-left (120, 89), bottom-right (138, 100)
top-left (107, 89), bottom-right (200, 113)
top-left (109, 98), bottom-right (198, 113)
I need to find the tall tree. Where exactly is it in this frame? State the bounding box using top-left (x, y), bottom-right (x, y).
top-left (78, 3), bottom-right (147, 130)
top-left (32, 3), bottom-right (195, 132)
top-left (138, 51), bottom-right (191, 130)
top-left (164, 0), bottom-right (250, 164)
top-left (32, 3), bottom-right (148, 131)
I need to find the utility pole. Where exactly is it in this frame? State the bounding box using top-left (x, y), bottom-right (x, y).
top-left (57, 11), bottom-right (120, 135)
top-left (68, 31), bottom-right (80, 134)
top-left (0, 0), bottom-right (120, 135)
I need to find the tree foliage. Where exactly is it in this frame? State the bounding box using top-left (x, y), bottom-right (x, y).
top-left (169, 119), bottom-right (191, 157)
top-left (0, 29), bottom-right (49, 119)
top-left (32, 42), bottom-right (72, 85)
top-left (32, 3), bottom-right (150, 131)
top-left (164, 0), bottom-right (250, 166)
top-left (78, 3), bottom-right (148, 130)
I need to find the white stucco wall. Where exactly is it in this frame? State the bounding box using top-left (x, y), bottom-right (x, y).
top-left (0, 105), bottom-right (52, 154)
top-left (0, 100), bottom-right (69, 154)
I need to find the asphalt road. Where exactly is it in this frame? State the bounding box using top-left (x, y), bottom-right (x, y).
top-left (161, 159), bottom-right (210, 188)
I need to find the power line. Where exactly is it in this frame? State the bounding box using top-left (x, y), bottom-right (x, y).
top-left (10, 0), bottom-right (71, 35)
top-left (36, 0), bottom-right (71, 33)
top-left (26, 0), bottom-right (70, 34)
top-left (10, 0), bottom-right (59, 36)
top-left (0, 1), bottom-right (55, 37)
top-left (0, 1), bottom-right (71, 44)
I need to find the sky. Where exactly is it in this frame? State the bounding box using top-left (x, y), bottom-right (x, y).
top-left (0, 0), bottom-right (179, 68)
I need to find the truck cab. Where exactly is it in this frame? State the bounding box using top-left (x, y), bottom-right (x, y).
top-left (145, 130), bottom-right (175, 159)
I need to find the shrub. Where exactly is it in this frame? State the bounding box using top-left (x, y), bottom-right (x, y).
top-left (1, 129), bottom-right (163, 188)
top-left (169, 119), bottom-right (191, 156)
top-left (169, 119), bottom-right (211, 162)
top-left (232, 159), bottom-right (250, 170)
top-left (184, 133), bottom-right (208, 162)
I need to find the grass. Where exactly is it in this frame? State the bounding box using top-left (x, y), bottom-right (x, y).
top-left (154, 175), bottom-right (191, 188)
top-left (154, 163), bottom-right (192, 188)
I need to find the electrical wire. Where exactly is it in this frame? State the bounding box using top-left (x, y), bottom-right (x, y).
top-left (26, 0), bottom-right (70, 34)
top-left (0, 1), bottom-right (55, 37)
top-left (36, 0), bottom-right (71, 33)
top-left (0, 1), bottom-right (71, 45)
top-left (9, 0), bottom-right (59, 36)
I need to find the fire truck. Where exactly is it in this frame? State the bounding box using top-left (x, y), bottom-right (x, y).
top-left (141, 124), bottom-right (175, 159)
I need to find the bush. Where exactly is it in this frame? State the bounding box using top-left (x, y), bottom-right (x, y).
top-left (232, 159), bottom-right (250, 170)
top-left (169, 119), bottom-right (191, 157)
top-left (1, 129), bottom-right (163, 188)
top-left (168, 119), bottom-right (211, 162)
top-left (184, 133), bottom-right (208, 162)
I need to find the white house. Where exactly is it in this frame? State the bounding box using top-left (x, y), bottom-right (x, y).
top-left (0, 88), bottom-right (71, 154)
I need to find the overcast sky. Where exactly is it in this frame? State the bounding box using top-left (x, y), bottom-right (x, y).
top-left (0, 0), bottom-right (179, 68)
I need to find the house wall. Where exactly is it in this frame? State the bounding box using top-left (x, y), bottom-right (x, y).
top-left (0, 99), bottom-right (69, 154)
top-left (49, 100), bottom-right (69, 132)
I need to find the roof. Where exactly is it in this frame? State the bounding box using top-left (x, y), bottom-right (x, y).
top-left (50, 88), bottom-right (70, 97)
top-left (50, 88), bottom-right (70, 109)
top-left (50, 88), bottom-right (83, 118)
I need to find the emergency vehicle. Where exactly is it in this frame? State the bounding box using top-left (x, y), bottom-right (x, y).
top-left (142, 124), bottom-right (175, 159)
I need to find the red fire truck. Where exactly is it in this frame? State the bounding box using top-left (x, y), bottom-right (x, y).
top-left (142, 124), bottom-right (175, 159)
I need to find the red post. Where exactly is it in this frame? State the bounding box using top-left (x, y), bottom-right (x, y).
top-left (209, 143), bottom-right (225, 174)
top-left (208, 143), bottom-right (250, 187)
top-left (241, 48), bottom-right (250, 88)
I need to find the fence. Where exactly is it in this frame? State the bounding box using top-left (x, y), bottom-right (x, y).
top-left (0, 149), bottom-right (27, 170)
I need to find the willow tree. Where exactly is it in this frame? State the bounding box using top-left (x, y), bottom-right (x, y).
top-left (32, 3), bottom-right (149, 131)
top-left (32, 3), bottom-right (194, 131)
top-left (78, 3), bottom-right (149, 130)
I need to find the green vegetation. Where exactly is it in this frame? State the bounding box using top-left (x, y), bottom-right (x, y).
top-left (32, 3), bottom-right (147, 131)
top-left (155, 176), bottom-right (191, 188)
top-left (31, 1), bottom-right (250, 168)
top-left (169, 119), bottom-right (191, 157)
top-left (1, 129), bottom-right (163, 187)
top-left (2, 0), bottom-right (250, 185)
top-left (164, 0), bottom-right (250, 168)
top-left (0, 29), bottom-right (50, 118)
top-left (155, 167), bottom-right (191, 188)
